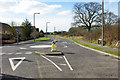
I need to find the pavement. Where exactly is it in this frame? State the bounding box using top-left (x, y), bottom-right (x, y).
top-left (75, 39), bottom-right (118, 52)
top-left (0, 36), bottom-right (119, 80)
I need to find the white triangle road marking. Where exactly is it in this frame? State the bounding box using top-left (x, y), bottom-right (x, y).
top-left (9, 57), bottom-right (25, 71)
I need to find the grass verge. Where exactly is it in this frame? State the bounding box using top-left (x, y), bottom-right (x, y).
top-left (73, 40), bottom-right (119, 56)
top-left (56, 35), bottom-right (120, 56)
top-left (35, 37), bottom-right (50, 42)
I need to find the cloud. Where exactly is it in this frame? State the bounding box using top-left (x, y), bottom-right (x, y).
top-left (56, 10), bottom-right (71, 15)
top-left (109, 0), bottom-right (119, 2)
top-left (0, 0), bottom-right (62, 15)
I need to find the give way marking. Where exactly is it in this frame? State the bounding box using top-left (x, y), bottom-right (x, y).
top-left (9, 57), bottom-right (25, 71)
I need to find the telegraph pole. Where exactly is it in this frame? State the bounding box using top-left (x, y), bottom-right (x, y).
top-left (102, 0), bottom-right (104, 46)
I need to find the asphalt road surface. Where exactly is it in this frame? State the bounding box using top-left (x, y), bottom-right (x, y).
top-left (0, 36), bottom-right (119, 80)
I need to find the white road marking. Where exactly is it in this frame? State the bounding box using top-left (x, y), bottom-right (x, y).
top-left (16, 52), bottom-right (22, 54)
top-left (25, 52), bottom-right (32, 54)
top-left (0, 53), bottom-right (5, 55)
top-left (9, 57), bottom-right (25, 71)
top-left (30, 45), bottom-right (51, 48)
top-left (63, 56), bottom-right (73, 71)
top-left (8, 53), bottom-right (13, 55)
top-left (62, 42), bottom-right (67, 44)
top-left (41, 55), bottom-right (62, 71)
top-left (46, 56), bottom-right (63, 59)
top-left (59, 64), bottom-right (67, 66)
top-left (20, 47), bottom-right (27, 50)
top-left (0, 53), bottom-right (2, 55)
top-left (64, 46), bottom-right (68, 48)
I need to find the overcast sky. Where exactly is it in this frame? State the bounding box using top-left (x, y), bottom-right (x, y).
top-left (0, 0), bottom-right (119, 32)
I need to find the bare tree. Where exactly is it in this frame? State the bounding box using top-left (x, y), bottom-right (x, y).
top-left (96, 11), bottom-right (118, 25)
top-left (73, 2), bottom-right (102, 31)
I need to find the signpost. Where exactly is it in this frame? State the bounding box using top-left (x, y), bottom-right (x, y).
top-left (90, 29), bottom-right (92, 43)
top-left (16, 29), bottom-right (19, 44)
top-left (72, 31), bottom-right (74, 40)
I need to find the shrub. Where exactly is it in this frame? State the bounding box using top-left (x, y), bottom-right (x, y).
top-left (2, 34), bottom-right (14, 40)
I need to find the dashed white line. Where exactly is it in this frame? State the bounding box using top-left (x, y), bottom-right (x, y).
top-left (20, 47), bottom-right (27, 50)
top-left (25, 52), bottom-right (32, 54)
top-left (0, 53), bottom-right (2, 55)
top-left (59, 64), bottom-right (67, 66)
top-left (63, 56), bottom-right (73, 71)
top-left (64, 46), bottom-right (68, 48)
top-left (46, 56), bottom-right (63, 59)
top-left (0, 53), bottom-right (5, 55)
top-left (16, 52), bottom-right (22, 54)
top-left (41, 55), bottom-right (62, 71)
top-left (8, 53), bottom-right (13, 55)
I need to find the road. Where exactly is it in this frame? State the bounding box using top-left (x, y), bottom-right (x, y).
top-left (0, 36), bottom-right (119, 80)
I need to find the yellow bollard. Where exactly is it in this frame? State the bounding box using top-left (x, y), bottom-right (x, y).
top-left (54, 39), bottom-right (57, 42)
top-left (51, 41), bottom-right (56, 52)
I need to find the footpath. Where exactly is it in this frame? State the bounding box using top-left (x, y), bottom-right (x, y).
top-left (72, 39), bottom-right (120, 59)
top-left (56, 35), bottom-right (119, 59)
top-left (75, 39), bottom-right (118, 52)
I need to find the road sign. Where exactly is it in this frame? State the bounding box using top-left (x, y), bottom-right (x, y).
top-left (52, 41), bottom-right (56, 45)
top-left (90, 29), bottom-right (92, 33)
top-left (72, 31), bottom-right (74, 33)
top-left (16, 29), bottom-right (19, 33)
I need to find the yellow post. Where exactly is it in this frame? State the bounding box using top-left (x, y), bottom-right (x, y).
top-left (51, 41), bottom-right (56, 52)
top-left (54, 39), bottom-right (57, 42)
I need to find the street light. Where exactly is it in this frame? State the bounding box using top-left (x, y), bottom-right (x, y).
top-left (102, 0), bottom-right (104, 46)
top-left (54, 27), bottom-right (56, 39)
top-left (46, 22), bottom-right (50, 37)
top-left (33, 13), bottom-right (40, 41)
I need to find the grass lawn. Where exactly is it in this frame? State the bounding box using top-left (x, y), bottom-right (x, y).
top-left (35, 37), bottom-right (50, 42)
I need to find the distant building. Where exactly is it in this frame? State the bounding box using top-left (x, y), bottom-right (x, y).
top-left (0, 22), bottom-right (12, 34)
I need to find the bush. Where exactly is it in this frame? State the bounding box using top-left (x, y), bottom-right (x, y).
top-left (104, 24), bottom-right (118, 44)
top-left (2, 34), bottom-right (14, 40)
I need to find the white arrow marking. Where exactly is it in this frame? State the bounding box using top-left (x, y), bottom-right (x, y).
top-left (9, 57), bottom-right (25, 71)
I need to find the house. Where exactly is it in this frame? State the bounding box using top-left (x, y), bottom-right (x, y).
top-left (0, 22), bottom-right (12, 34)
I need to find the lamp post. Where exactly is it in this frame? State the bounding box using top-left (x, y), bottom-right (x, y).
top-left (54, 27), bottom-right (56, 39)
top-left (46, 22), bottom-right (50, 37)
top-left (33, 13), bottom-right (40, 41)
top-left (102, 0), bottom-right (104, 46)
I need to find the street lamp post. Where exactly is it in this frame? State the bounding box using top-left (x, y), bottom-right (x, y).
top-left (33, 13), bottom-right (40, 41)
top-left (102, 0), bottom-right (104, 46)
top-left (54, 27), bottom-right (55, 39)
top-left (46, 22), bottom-right (50, 37)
